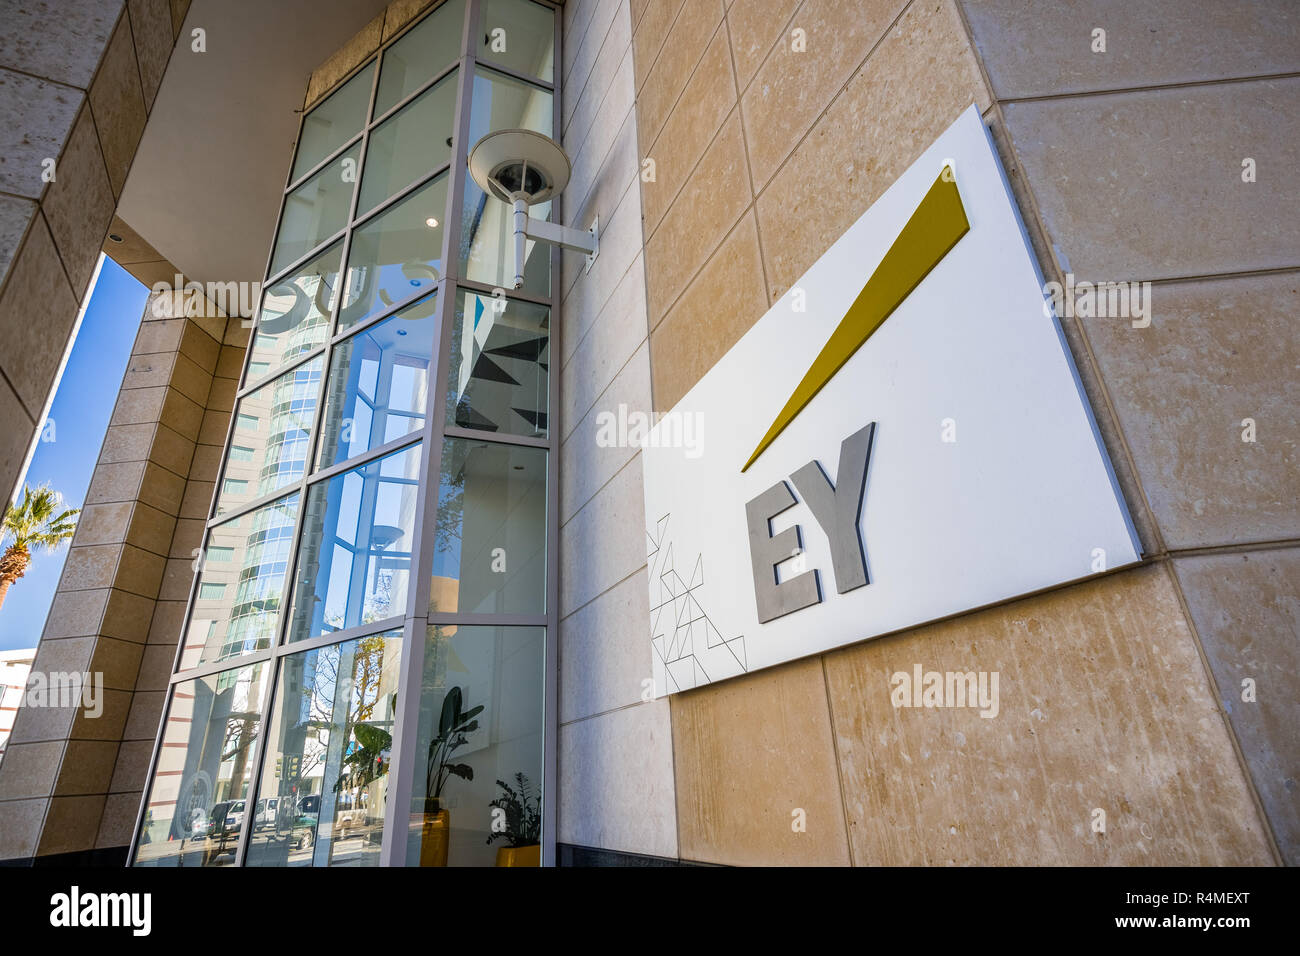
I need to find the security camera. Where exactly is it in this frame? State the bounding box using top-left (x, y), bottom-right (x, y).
top-left (468, 129), bottom-right (598, 289)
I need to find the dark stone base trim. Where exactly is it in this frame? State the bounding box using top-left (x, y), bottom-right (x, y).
top-left (557, 843), bottom-right (713, 866)
top-left (0, 845), bottom-right (129, 868)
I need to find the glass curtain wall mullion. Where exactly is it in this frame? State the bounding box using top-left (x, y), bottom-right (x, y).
top-left (230, 651), bottom-right (280, 866)
top-left (541, 0), bottom-right (562, 869)
top-left (233, 341), bottom-right (328, 402)
top-left (284, 129), bottom-right (366, 195)
top-left (276, 616), bottom-right (408, 657)
top-left (442, 425), bottom-right (549, 448)
top-left (350, 159), bottom-right (452, 231)
top-left (167, 648), bottom-right (275, 686)
top-left (471, 57), bottom-right (554, 92)
top-left (324, 278), bottom-right (445, 349)
top-left (369, 58), bottom-right (460, 129)
top-left (427, 612), bottom-right (548, 627)
top-left (453, 276), bottom-right (553, 307)
top-left (262, 226), bottom-right (350, 291)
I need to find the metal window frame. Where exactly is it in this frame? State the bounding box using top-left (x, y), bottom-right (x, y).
top-left (129, 0), bottom-right (563, 869)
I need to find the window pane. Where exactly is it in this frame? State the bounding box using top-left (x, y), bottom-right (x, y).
top-left (317, 293), bottom-right (438, 471)
top-left (181, 493), bottom-right (300, 670)
top-left (247, 241), bottom-right (342, 384)
top-left (288, 443), bottom-right (422, 640)
top-left (374, 0), bottom-right (466, 117)
top-left (339, 175), bottom-right (448, 333)
top-left (446, 290), bottom-right (548, 437)
top-left (270, 144), bottom-right (360, 277)
top-left (460, 67), bottom-right (553, 295)
top-left (479, 0), bottom-right (554, 84)
top-left (245, 630), bottom-right (402, 867)
top-left (133, 662), bottom-right (271, 866)
top-left (291, 62), bottom-right (374, 182)
top-left (359, 72), bottom-right (457, 216)
top-left (216, 356), bottom-right (323, 516)
top-left (431, 439), bottom-right (545, 615)
top-left (407, 625), bottom-right (543, 866)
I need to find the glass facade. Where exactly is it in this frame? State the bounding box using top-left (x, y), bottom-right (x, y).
top-left (134, 0), bottom-right (559, 868)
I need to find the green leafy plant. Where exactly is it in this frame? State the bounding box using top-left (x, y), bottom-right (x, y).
top-left (0, 484), bottom-right (79, 612)
top-left (485, 772), bottom-right (541, 848)
top-left (334, 722), bottom-right (392, 792)
top-left (424, 686), bottom-right (483, 813)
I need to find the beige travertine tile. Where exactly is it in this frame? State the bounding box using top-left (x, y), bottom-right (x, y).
top-left (109, 739), bottom-right (154, 792)
top-left (198, 407), bottom-right (232, 445)
top-left (133, 642), bottom-right (176, 691)
top-left (637, 0), bottom-right (723, 148)
top-left (205, 375), bottom-right (237, 413)
top-left (726, 0), bottom-right (799, 89)
top-left (960, 0), bottom-right (1300, 100)
top-left (86, 460), bottom-right (146, 505)
top-left (0, 742), bottom-right (64, 800)
top-left (756, 0), bottom-right (989, 297)
top-left (138, 461), bottom-right (186, 514)
top-left (558, 454), bottom-right (647, 615)
top-left (168, 352), bottom-right (214, 405)
top-left (158, 557), bottom-right (195, 603)
top-left (147, 599), bottom-right (187, 644)
top-left (215, 344), bottom-right (244, 380)
top-left (42, 589), bottom-right (110, 640)
top-left (644, 110), bottom-right (749, 322)
top-left (179, 319), bottom-right (221, 370)
top-left (121, 349), bottom-right (179, 390)
top-left (558, 699), bottom-right (678, 857)
top-left (560, 567), bottom-right (653, 722)
top-left (0, 68), bottom-right (84, 199)
top-left (129, 0), bottom-right (174, 109)
top-left (169, 0), bottom-right (190, 37)
top-left (54, 740), bottom-right (121, 795)
top-left (59, 544), bottom-right (123, 592)
top-left (0, 798), bottom-right (47, 859)
top-left (126, 501), bottom-right (176, 557)
top-left (560, 251), bottom-right (647, 437)
top-left (560, 340), bottom-right (651, 523)
top-left (672, 655), bottom-right (850, 865)
top-left (649, 211), bottom-right (766, 411)
top-left (0, 0), bottom-right (122, 87)
top-left (167, 519), bottom-right (204, 559)
top-left (0, 374), bottom-right (33, 510)
top-left (101, 423), bottom-right (157, 465)
top-left (8, 698), bottom-right (78, 746)
top-left (178, 479), bottom-right (214, 520)
top-left (74, 501), bottom-right (135, 546)
top-left (114, 543), bottom-right (166, 597)
top-left (97, 791), bottom-right (143, 847)
top-left (640, 25), bottom-right (735, 236)
top-left (629, 0), bottom-right (652, 31)
top-left (564, 0), bottom-right (625, 135)
top-left (824, 563), bottom-right (1273, 865)
top-left (0, 194), bottom-right (37, 289)
top-left (632, 0), bottom-right (685, 91)
top-left (560, 177), bottom-right (642, 351)
top-left (88, 636), bottom-right (145, 692)
top-left (305, 12), bottom-right (383, 108)
top-left (100, 588), bottom-right (156, 643)
top-left (1084, 273), bottom-right (1299, 549)
top-left (29, 635), bottom-right (95, 676)
top-left (69, 687), bottom-right (131, 741)
top-left (123, 690), bottom-right (165, 740)
top-left (38, 794), bottom-right (105, 855)
top-left (87, 14), bottom-right (147, 197)
top-left (382, 0), bottom-right (430, 41)
top-left (110, 385), bottom-right (168, 426)
top-left (742, 0), bottom-right (906, 189)
top-left (40, 105), bottom-right (115, 297)
top-left (159, 387), bottom-right (203, 440)
top-left (148, 423), bottom-right (196, 477)
top-left (134, 316), bottom-right (185, 354)
top-left (0, 214), bottom-right (80, 419)
top-left (1173, 548), bottom-right (1300, 864)
top-left (1001, 78), bottom-right (1300, 282)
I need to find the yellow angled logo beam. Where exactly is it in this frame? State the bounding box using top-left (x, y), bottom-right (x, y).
top-left (741, 168), bottom-right (970, 473)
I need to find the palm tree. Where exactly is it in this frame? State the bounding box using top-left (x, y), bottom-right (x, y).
top-left (0, 485), bottom-right (80, 612)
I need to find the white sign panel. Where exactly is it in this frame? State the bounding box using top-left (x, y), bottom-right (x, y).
top-left (642, 106), bottom-right (1141, 697)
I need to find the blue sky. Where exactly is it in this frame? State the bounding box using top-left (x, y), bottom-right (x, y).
top-left (0, 256), bottom-right (147, 652)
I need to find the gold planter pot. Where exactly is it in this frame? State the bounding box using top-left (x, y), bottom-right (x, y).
top-left (413, 808), bottom-right (450, 866)
top-left (494, 843), bottom-right (540, 867)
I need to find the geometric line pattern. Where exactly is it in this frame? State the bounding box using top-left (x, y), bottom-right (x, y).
top-left (647, 513), bottom-right (747, 694)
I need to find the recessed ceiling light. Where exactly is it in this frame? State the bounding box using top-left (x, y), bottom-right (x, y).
top-left (425, 217), bottom-right (439, 228)
top-left (108, 233), bottom-right (123, 242)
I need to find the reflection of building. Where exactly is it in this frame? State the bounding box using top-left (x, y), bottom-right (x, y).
top-left (0, 0), bottom-right (1295, 871)
top-left (0, 649), bottom-right (35, 765)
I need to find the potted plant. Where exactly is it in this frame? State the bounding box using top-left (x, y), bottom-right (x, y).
top-left (416, 686), bottom-right (482, 866)
top-left (485, 772), bottom-right (541, 867)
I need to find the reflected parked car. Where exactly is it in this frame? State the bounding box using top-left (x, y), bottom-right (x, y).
top-left (254, 797), bottom-right (279, 830)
